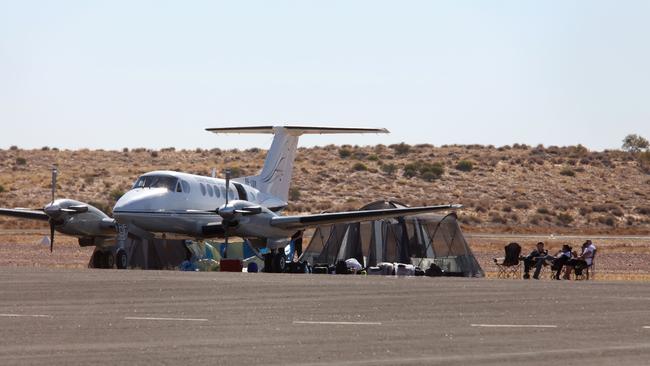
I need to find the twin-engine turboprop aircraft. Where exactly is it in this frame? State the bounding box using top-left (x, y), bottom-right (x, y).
top-left (1, 126), bottom-right (461, 270)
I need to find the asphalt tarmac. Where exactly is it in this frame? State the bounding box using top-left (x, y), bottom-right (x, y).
top-left (1, 267), bottom-right (649, 366)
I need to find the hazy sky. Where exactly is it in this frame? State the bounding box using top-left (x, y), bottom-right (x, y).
top-left (1, 0), bottom-right (649, 151)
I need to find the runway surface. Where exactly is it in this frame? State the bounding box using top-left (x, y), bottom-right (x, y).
top-left (1, 267), bottom-right (650, 365)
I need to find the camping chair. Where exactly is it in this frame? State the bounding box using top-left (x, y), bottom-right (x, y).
top-left (575, 249), bottom-right (597, 280)
top-left (493, 242), bottom-right (522, 279)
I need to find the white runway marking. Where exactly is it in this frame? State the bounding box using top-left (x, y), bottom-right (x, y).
top-left (0, 313), bottom-right (53, 318)
top-left (124, 316), bottom-right (209, 322)
top-left (643, 326), bottom-right (650, 329)
top-left (293, 321), bottom-right (382, 326)
top-left (471, 323), bottom-right (557, 328)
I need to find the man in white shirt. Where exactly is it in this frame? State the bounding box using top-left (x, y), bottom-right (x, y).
top-left (566, 240), bottom-right (596, 276)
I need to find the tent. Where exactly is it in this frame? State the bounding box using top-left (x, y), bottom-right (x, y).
top-left (300, 200), bottom-right (484, 277)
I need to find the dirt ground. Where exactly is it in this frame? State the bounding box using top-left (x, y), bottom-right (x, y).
top-left (2, 230), bottom-right (649, 281)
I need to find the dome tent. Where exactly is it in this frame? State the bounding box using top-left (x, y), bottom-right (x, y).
top-left (300, 200), bottom-right (483, 277)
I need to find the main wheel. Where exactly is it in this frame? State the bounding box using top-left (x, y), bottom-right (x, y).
top-left (116, 250), bottom-right (128, 269)
top-left (105, 251), bottom-right (115, 269)
top-left (272, 251), bottom-right (287, 273)
top-left (92, 251), bottom-right (104, 269)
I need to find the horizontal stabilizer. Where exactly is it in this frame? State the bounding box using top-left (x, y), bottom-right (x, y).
top-left (206, 126), bottom-right (389, 136)
top-left (0, 208), bottom-right (49, 221)
top-left (270, 204), bottom-right (462, 230)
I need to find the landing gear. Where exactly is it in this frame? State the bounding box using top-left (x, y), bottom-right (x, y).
top-left (272, 250), bottom-right (287, 273)
top-left (116, 250), bottom-right (128, 269)
top-left (92, 250), bottom-right (104, 268)
top-left (105, 252), bottom-right (115, 269)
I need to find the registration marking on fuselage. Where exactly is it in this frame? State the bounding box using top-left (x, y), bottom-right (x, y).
top-left (293, 320), bottom-right (382, 326)
top-left (124, 316), bottom-right (209, 322)
top-left (0, 313), bottom-right (53, 318)
top-left (470, 324), bottom-right (557, 328)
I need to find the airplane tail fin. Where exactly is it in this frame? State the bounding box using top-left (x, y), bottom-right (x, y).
top-left (206, 126), bottom-right (389, 202)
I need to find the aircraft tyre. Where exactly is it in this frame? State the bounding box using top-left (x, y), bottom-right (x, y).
top-left (272, 251), bottom-right (287, 273)
top-left (92, 250), bottom-right (104, 269)
top-left (105, 251), bottom-right (115, 269)
top-left (116, 250), bottom-right (128, 269)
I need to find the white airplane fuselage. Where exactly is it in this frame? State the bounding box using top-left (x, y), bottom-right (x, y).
top-left (112, 170), bottom-right (286, 239)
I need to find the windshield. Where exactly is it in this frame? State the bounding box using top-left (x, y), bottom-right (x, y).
top-left (132, 175), bottom-right (178, 190)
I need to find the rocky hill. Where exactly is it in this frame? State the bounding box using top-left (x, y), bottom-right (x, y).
top-left (1, 143), bottom-right (649, 234)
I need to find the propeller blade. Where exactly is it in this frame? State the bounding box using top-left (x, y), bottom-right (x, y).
top-left (51, 166), bottom-right (58, 204)
top-left (224, 168), bottom-right (231, 206)
top-left (235, 206), bottom-right (262, 215)
top-left (49, 223), bottom-right (55, 253)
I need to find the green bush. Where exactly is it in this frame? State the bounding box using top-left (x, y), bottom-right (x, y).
top-left (367, 154), bottom-right (379, 161)
top-left (289, 187), bottom-right (301, 201)
top-left (15, 157), bottom-right (26, 165)
top-left (556, 213), bottom-right (574, 225)
top-left (622, 133), bottom-right (649, 153)
top-left (109, 188), bottom-right (125, 201)
top-left (352, 162), bottom-right (368, 171)
top-left (0, 184), bottom-right (4, 193)
top-left (380, 163), bottom-right (397, 175)
top-left (402, 161), bottom-right (444, 180)
top-left (390, 142), bottom-right (411, 155)
top-left (339, 148), bottom-right (352, 159)
top-left (455, 160), bottom-right (474, 172)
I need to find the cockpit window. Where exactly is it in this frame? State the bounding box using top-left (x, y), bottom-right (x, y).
top-left (132, 175), bottom-right (179, 190)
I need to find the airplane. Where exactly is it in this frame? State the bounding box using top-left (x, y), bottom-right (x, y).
top-left (112, 126), bottom-right (462, 272)
top-left (1, 126), bottom-right (461, 272)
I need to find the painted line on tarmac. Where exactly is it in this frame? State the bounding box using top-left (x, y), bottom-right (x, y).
top-left (0, 313), bottom-right (53, 318)
top-left (643, 326), bottom-right (650, 329)
top-left (124, 316), bottom-right (209, 322)
top-left (471, 323), bottom-right (557, 328)
top-left (293, 321), bottom-right (382, 326)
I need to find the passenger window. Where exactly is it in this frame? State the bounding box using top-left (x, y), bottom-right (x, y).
top-left (214, 185), bottom-right (220, 198)
top-left (181, 180), bottom-right (190, 194)
top-left (207, 184), bottom-right (214, 197)
top-left (176, 182), bottom-right (182, 193)
top-left (220, 186), bottom-right (227, 198)
top-left (199, 183), bottom-right (206, 196)
top-left (229, 188), bottom-right (235, 200)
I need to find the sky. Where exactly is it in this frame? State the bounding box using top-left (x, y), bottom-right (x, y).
top-left (1, 0), bottom-right (649, 151)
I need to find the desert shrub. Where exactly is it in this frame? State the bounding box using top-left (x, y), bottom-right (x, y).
top-left (474, 205), bottom-right (488, 213)
top-left (622, 133), bottom-right (649, 153)
top-left (228, 166), bottom-right (245, 178)
top-left (0, 184), bottom-right (4, 193)
top-left (455, 160), bottom-right (474, 172)
top-left (501, 205), bottom-right (512, 212)
top-left (611, 207), bottom-right (625, 217)
top-left (9, 145), bottom-right (18, 150)
top-left (578, 206), bottom-right (592, 216)
top-left (569, 144), bottom-right (589, 158)
top-left (529, 214), bottom-right (544, 225)
top-left (150, 150), bottom-right (159, 158)
top-left (537, 207), bottom-right (551, 215)
top-left (514, 201), bottom-right (531, 209)
top-left (559, 167), bottom-right (575, 176)
top-left (352, 162), bottom-right (368, 171)
top-left (390, 142), bottom-right (411, 155)
top-left (380, 163), bottom-right (397, 175)
top-left (109, 188), bottom-right (125, 201)
top-left (403, 161), bottom-right (444, 181)
top-left (489, 212), bottom-right (507, 224)
top-left (161, 147), bottom-right (176, 152)
top-left (122, 147), bottom-right (129, 153)
top-left (289, 187), bottom-right (301, 201)
top-left (338, 148), bottom-right (352, 159)
top-left (598, 215), bottom-right (616, 226)
top-left (636, 206), bottom-right (650, 215)
top-left (367, 154), bottom-right (379, 161)
top-left (41, 146), bottom-right (50, 151)
top-left (15, 157), bottom-right (26, 165)
top-left (556, 213), bottom-right (574, 225)
top-left (592, 203), bottom-right (618, 213)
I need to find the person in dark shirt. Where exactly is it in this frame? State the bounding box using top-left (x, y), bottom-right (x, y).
top-left (523, 242), bottom-right (549, 279)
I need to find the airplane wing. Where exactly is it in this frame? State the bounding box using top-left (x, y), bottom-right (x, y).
top-left (206, 126), bottom-right (389, 135)
top-left (270, 204), bottom-right (461, 230)
top-left (0, 208), bottom-right (49, 221)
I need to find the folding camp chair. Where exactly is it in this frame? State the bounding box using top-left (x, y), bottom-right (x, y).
top-left (575, 249), bottom-right (597, 280)
top-left (493, 242), bottom-right (521, 279)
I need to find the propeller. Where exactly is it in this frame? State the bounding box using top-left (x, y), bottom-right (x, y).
top-left (40, 166), bottom-right (88, 252)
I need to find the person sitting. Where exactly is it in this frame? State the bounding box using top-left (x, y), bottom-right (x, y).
top-left (551, 244), bottom-right (573, 280)
top-left (566, 240), bottom-right (596, 277)
top-left (523, 242), bottom-right (549, 279)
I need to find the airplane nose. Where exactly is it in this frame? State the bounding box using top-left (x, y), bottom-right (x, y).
top-left (113, 189), bottom-right (167, 212)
